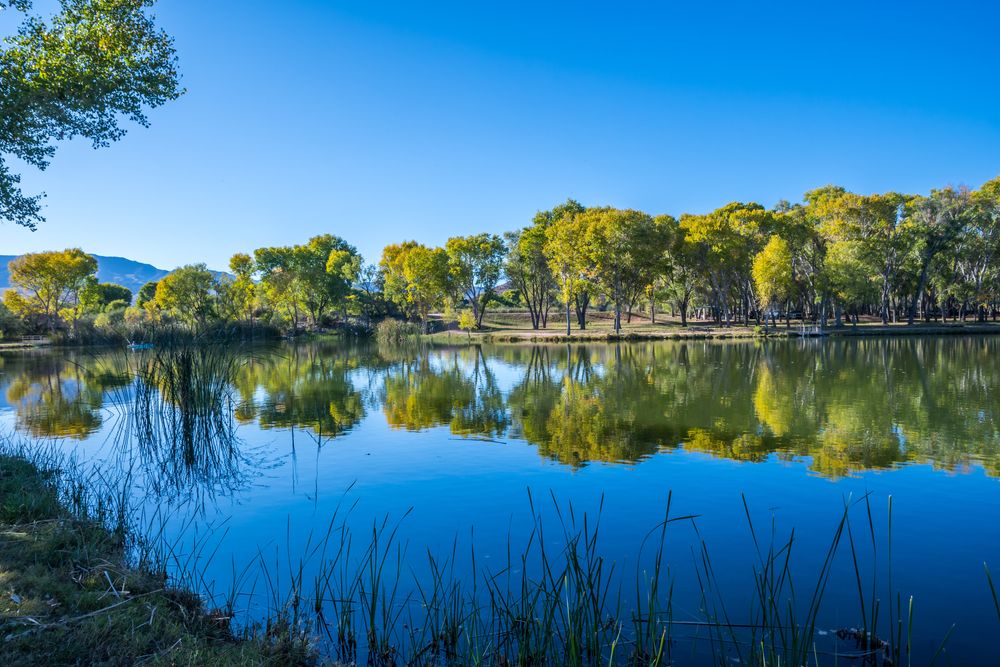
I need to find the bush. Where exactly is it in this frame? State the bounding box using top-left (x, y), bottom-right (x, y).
top-left (376, 318), bottom-right (420, 346)
top-left (458, 309), bottom-right (477, 338)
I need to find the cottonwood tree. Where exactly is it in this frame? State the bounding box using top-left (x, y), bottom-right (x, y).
top-left (154, 264), bottom-right (216, 326)
top-left (223, 253), bottom-right (257, 324)
top-left (254, 245), bottom-right (304, 327)
top-left (544, 206), bottom-right (591, 335)
top-left (3, 248), bottom-right (97, 330)
top-left (824, 240), bottom-right (875, 325)
top-left (752, 235), bottom-right (795, 328)
top-left (136, 280), bottom-right (159, 307)
top-left (681, 203), bottom-right (772, 326)
top-left (809, 189), bottom-right (909, 324)
top-left (507, 200), bottom-right (583, 330)
top-left (297, 235), bottom-right (360, 325)
top-left (445, 233), bottom-right (506, 329)
top-left (575, 207), bottom-right (659, 333)
top-left (354, 263), bottom-right (388, 327)
top-left (0, 0), bottom-right (182, 228)
top-left (905, 187), bottom-right (974, 324)
top-left (380, 241), bottom-right (450, 333)
top-left (78, 279), bottom-right (132, 313)
top-left (505, 225), bottom-right (553, 330)
top-left (653, 214), bottom-right (702, 326)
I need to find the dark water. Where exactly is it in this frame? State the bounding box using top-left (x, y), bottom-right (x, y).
top-left (1, 337), bottom-right (998, 662)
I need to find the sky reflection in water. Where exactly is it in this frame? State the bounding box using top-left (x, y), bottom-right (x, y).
top-left (0, 337), bottom-right (998, 662)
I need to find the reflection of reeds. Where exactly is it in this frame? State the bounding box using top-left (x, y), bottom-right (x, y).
top-left (0, 432), bottom-right (973, 666)
top-left (104, 338), bottom-right (261, 502)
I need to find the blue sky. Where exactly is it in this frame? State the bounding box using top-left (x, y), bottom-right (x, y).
top-left (5, 0), bottom-right (1000, 270)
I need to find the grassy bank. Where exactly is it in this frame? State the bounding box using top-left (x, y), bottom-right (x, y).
top-left (425, 311), bottom-right (1000, 344)
top-left (0, 453), bottom-right (316, 666)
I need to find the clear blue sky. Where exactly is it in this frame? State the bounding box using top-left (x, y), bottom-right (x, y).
top-left (5, 0), bottom-right (1000, 271)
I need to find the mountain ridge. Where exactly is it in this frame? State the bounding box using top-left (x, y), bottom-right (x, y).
top-left (0, 254), bottom-right (227, 297)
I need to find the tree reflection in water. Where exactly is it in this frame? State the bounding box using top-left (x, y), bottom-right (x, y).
top-left (2, 336), bottom-right (999, 482)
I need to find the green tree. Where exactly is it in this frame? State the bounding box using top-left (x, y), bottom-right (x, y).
top-left (296, 234), bottom-right (361, 325)
top-left (136, 280), bottom-right (159, 307)
top-left (3, 248), bottom-right (97, 330)
top-left (575, 207), bottom-right (660, 333)
top-left (824, 240), bottom-right (875, 325)
top-left (0, 0), bottom-right (182, 228)
top-left (325, 242), bottom-right (364, 321)
top-left (508, 200), bottom-right (582, 330)
top-left (680, 203), bottom-right (773, 326)
top-left (379, 242), bottom-right (450, 333)
top-left (154, 264), bottom-right (216, 326)
top-left (254, 245), bottom-right (302, 328)
top-left (445, 233), bottom-right (506, 328)
top-left (79, 279), bottom-right (132, 314)
top-left (354, 263), bottom-right (388, 326)
top-left (224, 253), bottom-right (257, 324)
top-left (653, 214), bottom-right (701, 326)
top-left (905, 187), bottom-right (973, 324)
top-left (252, 236), bottom-right (362, 329)
top-left (458, 309), bottom-right (477, 340)
top-left (808, 189), bottom-right (909, 324)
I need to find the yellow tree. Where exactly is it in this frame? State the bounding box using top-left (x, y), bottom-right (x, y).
top-left (681, 203), bottom-right (773, 326)
top-left (379, 241), bottom-right (450, 333)
top-left (752, 236), bottom-right (795, 328)
top-left (544, 209), bottom-right (590, 335)
top-left (225, 253), bottom-right (257, 324)
top-left (3, 248), bottom-right (97, 331)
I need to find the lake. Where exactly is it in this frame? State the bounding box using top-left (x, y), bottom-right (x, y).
top-left (1, 336), bottom-right (998, 664)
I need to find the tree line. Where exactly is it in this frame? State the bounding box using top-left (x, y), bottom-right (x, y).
top-left (2, 176), bottom-right (999, 339)
top-left (376, 174), bottom-right (1000, 334)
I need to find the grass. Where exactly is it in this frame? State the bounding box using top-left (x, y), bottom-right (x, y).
top-left (421, 309), bottom-right (1000, 344)
top-left (0, 451), bottom-right (317, 666)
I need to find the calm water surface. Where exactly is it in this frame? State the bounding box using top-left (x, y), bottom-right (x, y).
top-left (1, 337), bottom-right (998, 663)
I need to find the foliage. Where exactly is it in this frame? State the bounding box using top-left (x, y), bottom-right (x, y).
top-left (79, 278), bottom-right (132, 313)
top-left (379, 241), bottom-right (450, 332)
top-left (752, 235), bottom-right (795, 324)
top-left (153, 264), bottom-right (216, 326)
top-left (445, 232), bottom-right (506, 328)
top-left (3, 248), bottom-right (97, 330)
top-left (505, 219), bottom-right (556, 329)
top-left (543, 200), bottom-right (590, 334)
top-left (254, 235), bottom-right (362, 329)
top-left (136, 280), bottom-right (159, 307)
top-left (457, 308), bottom-right (477, 339)
top-left (0, 0), bottom-right (182, 228)
top-left (5, 174), bottom-right (1000, 339)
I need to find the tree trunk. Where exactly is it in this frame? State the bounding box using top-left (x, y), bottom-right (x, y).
top-left (908, 253), bottom-right (933, 325)
top-left (575, 293), bottom-right (589, 330)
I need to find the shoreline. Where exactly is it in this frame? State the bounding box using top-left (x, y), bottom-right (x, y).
top-left (427, 321), bottom-right (1000, 344)
top-left (0, 452), bottom-right (316, 666)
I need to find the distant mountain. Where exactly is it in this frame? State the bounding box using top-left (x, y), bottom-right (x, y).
top-left (0, 254), bottom-right (228, 298)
